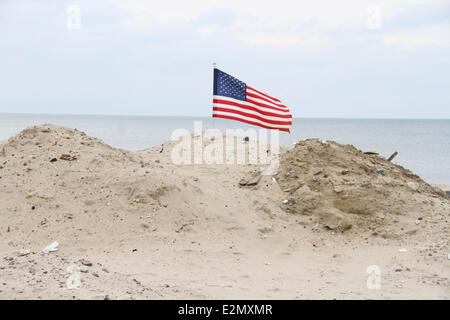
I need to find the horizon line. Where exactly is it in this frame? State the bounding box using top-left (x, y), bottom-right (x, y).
top-left (0, 112), bottom-right (449, 121)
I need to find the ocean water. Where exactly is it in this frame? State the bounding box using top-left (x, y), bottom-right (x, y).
top-left (0, 113), bottom-right (449, 184)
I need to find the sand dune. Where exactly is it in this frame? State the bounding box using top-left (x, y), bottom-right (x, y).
top-left (0, 125), bottom-right (448, 299)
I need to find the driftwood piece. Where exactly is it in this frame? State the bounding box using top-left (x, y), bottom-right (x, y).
top-left (387, 151), bottom-right (398, 162)
top-left (60, 154), bottom-right (78, 161)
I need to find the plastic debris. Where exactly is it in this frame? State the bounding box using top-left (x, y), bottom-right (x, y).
top-left (42, 241), bottom-right (59, 253)
top-left (80, 266), bottom-right (89, 273)
top-left (398, 248), bottom-right (408, 253)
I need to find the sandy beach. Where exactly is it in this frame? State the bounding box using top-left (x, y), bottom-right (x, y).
top-left (0, 125), bottom-right (448, 299)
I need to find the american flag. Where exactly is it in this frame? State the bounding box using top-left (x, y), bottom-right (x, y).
top-left (213, 68), bottom-right (292, 132)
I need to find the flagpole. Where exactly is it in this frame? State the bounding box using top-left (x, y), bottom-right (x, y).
top-left (212, 62), bottom-right (216, 130)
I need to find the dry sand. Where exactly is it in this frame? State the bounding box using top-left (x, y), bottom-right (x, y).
top-left (0, 125), bottom-right (448, 299)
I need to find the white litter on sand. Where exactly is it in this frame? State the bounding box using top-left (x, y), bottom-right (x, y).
top-left (42, 241), bottom-right (59, 253)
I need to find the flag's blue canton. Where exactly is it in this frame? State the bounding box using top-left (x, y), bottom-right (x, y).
top-left (213, 68), bottom-right (246, 101)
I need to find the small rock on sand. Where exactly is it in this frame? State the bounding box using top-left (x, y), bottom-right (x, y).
top-left (79, 259), bottom-right (93, 266)
top-left (18, 249), bottom-right (30, 256)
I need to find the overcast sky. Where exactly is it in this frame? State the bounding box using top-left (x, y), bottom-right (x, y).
top-left (0, 0), bottom-right (449, 118)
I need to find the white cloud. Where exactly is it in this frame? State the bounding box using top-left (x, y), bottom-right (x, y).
top-left (239, 31), bottom-right (328, 47)
top-left (379, 24), bottom-right (450, 51)
top-left (112, 0), bottom-right (449, 48)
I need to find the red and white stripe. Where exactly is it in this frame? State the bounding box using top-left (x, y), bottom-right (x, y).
top-left (213, 86), bottom-right (292, 132)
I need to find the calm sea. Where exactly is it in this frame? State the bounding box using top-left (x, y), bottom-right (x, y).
top-left (0, 114), bottom-right (449, 184)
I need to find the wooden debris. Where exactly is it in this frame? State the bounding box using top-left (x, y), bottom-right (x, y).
top-left (387, 151), bottom-right (398, 162)
top-left (313, 168), bottom-right (324, 176)
top-left (364, 150), bottom-right (379, 155)
top-left (60, 154), bottom-right (77, 161)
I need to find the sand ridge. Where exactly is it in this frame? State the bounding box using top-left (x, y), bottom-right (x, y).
top-left (0, 125), bottom-right (448, 299)
top-left (275, 139), bottom-right (447, 234)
